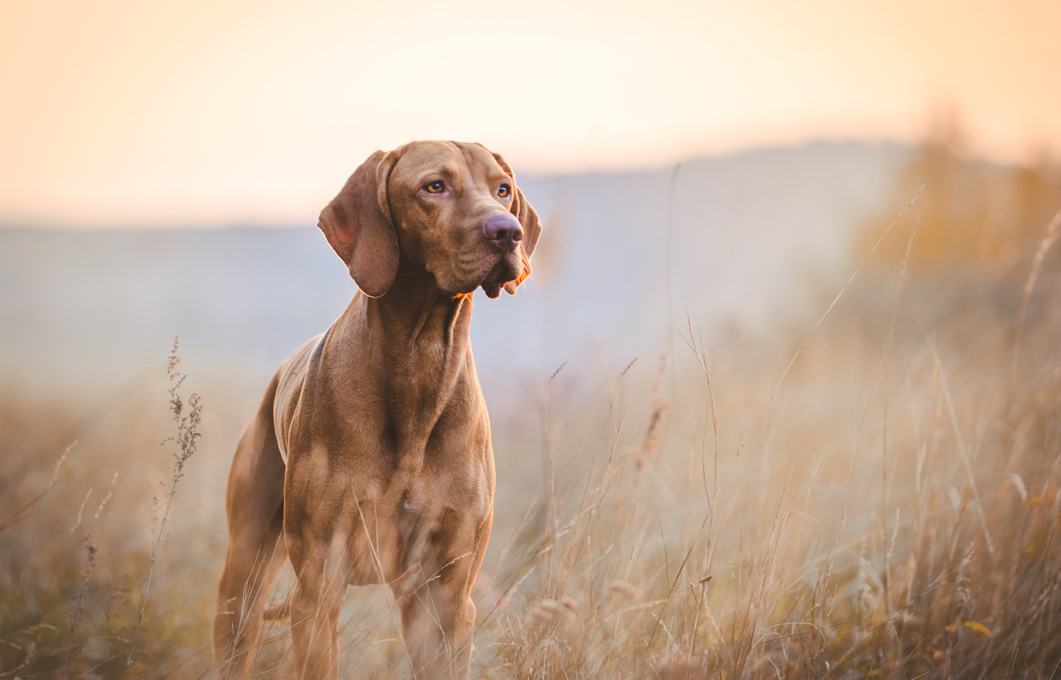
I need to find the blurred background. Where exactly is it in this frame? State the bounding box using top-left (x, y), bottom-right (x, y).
top-left (2, 1), bottom-right (1060, 677)
top-left (1, 0), bottom-right (1059, 394)
top-left (2, 0), bottom-right (1060, 390)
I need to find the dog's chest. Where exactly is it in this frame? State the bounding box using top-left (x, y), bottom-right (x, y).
top-left (337, 470), bottom-right (487, 586)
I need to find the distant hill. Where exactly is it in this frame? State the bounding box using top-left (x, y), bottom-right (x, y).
top-left (0, 141), bottom-right (909, 399)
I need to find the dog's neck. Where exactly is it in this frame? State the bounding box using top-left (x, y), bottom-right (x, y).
top-left (325, 271), bottom-right (475, 403)
top-left (364, 271), bottom-right (473, 350)
top-left (326, 271), bottom-right (476, 441)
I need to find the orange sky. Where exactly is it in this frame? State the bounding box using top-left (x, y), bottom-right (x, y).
top-left (2, 0), bottom-right (1059, 226)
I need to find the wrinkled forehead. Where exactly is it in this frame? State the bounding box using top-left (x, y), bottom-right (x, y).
top-left (391, 141), bottom-right (509, 185)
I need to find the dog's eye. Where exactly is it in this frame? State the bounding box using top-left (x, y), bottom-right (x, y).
top-left (497, 183), bottom-right (511, 199)
top-left (425, 180), bottom-right (445, 194)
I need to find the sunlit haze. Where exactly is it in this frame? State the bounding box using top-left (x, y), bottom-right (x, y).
top-left (2, 0), bottom-right (1058, 226)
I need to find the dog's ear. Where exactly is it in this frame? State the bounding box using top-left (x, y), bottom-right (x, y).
top-left (489, 150), bottom-right (542, 296)
top-left (317, 149), bottom-right (400, 298)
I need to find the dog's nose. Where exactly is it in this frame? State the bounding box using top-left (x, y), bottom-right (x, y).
top-left (482, 213), bottom-right (523, 251)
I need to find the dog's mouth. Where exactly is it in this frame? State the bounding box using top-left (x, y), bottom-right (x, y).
top-left (479, 250), bottom-right (525, 299)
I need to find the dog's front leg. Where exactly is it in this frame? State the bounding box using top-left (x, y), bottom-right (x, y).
top-left (395, 576), bottom-right (476, 680)
top-left (289, 535), bottom-right (350, 680)
top-left (394, 515), bottom-right (491, 680)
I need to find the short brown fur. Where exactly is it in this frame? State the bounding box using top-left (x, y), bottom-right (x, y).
top-left (213, 141), bottom-right (541, 679)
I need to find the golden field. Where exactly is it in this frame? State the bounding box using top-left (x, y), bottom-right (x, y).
top-left (2, 143), bottom-right (1060, 679)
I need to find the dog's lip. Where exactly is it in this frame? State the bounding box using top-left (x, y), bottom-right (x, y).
top-left (438, 245), bottom-right (520, 297)
top-left (481, 280), bottom-right (504, 299)
top-left (477, 251), bottom-right (522, 298)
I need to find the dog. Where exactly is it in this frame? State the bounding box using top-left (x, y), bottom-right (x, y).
top-left (213, 141), bottom-right (541, 679)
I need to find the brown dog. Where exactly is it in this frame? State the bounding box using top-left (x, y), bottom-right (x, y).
top-left (213, 141), bottom-right (541, 679)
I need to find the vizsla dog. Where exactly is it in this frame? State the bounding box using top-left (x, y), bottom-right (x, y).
top-left (213, 141), bottom-right (541, 679)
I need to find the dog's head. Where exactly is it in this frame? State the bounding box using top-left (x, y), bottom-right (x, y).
top-left (318, 140), bottom-right (542, 299)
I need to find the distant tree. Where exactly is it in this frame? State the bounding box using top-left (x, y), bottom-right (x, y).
top-left (1011, 146), bottom-right (1061, 239)
top-left (857, 109), bottom-right (1059, 272)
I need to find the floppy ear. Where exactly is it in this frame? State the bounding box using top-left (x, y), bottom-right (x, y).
top-left (317, 149), bottom-right (400, 297)
top-left (489, 150), bottom-right (543, 295)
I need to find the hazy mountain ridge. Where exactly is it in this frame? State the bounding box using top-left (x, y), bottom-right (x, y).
top-left (0, 141), bottom-right (910, 398)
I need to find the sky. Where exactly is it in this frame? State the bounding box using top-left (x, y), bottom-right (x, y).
top-left (1, 0), bottom-right (1059, 227)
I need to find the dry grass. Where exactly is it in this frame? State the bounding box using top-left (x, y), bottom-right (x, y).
top-left (1, 209), bottom-right (1060, 678)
